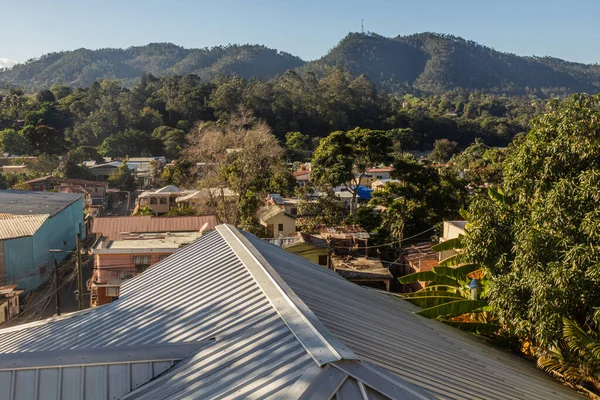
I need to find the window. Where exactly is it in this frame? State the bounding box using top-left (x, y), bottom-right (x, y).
top-left (290, 207), bottom-right (297, 216)
top-left (150, 197), bottom-right (157, 205)
top-left (160, 198), bottom-right (167, 205)
top-left (278, 223), bottom-right (284, 232)
top-left (107, 287), bottom-right (119, 297)
top-left (158, 254), bottom-right (169, 261)
top-left (170, 197), bottom-right (176, 203)
top-left (318, 255), bottom-right (328, 266)
top-left (134, 255), bottom-right (151, 272)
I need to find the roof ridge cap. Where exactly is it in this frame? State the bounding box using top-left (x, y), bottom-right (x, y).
top-left (216, 224), bottom-right (358, 366)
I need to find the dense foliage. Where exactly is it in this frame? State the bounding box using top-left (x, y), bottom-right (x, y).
top-left (0, 70), bottom-right (542, 165)
top-left (463, 94), bottom-right (600, 363)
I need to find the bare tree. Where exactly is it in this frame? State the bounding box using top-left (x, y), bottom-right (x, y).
top-left (184, 108), bottom-right (286, 227)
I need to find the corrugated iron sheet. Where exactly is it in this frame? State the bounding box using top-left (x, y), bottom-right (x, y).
top-left (0, 214), bottom-right (49, 240)
top-left (0, 361), bottom-right (174, 400)
top-left (0, 230), bottom-right (316, 399)
top-left (243, 232), bottom-right (582, 400)
top-left (0, 226), bottom-right (584, 399)
top-left (91, 215), bottom-right (217, 240)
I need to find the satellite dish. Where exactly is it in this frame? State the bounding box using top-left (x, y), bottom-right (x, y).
top-left (199, 222), bottom-right (209, 234)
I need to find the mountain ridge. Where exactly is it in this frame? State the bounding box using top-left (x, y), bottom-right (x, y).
top-left (3, 32), bottom-right (600, 96)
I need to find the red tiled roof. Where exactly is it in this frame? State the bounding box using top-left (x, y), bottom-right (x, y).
top-left (91, 215), bottom-right (218, 240)
top-left (293, 170), bottom-right (310, 177)
top-left (366, 167), bottom-right (394, 173)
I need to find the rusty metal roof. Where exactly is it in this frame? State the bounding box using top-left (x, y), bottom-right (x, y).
top-left (0, 213), bottom-right (49, 240)
top-left (91, 215), bottom-right (218, 240)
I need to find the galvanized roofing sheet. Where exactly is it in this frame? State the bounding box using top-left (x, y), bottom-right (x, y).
top-left (91, 215), bottom-right (217, 240)
top-left (0, 225), bottom-right (582, 399)
top-left (0, 213), bottom-right (49, 240)
top-left (0, 190), bottom-right (82, 217)
top-left (242, 231), bottom-right (581, 400)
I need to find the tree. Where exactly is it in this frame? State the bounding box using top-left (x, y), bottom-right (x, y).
top-left (54, 148), bottom-right (95, 180)
top-left (312, 128), bottom-right (394, 213)
top-left (429, 138), bottom-right (459, 163)
top-left (0, 129), bottom-right (30, 155)
top-left (295, 187), bottom-right (347, 233)
top-left (463, 94), bottom-right (600, 356)
top-left (285, 131), bottom-right (311, 161)
top-left (22, 125), bottom-right (65, 155)
top-left (134, 205), bottom-right (153, 216)
top-left (98, 129), bottom-right (162, 157)
top-left (184, 109), bottom-right (286, 226)
top-left (370, 155), bottom-right (467, 242)
top-left (167, 205), bottom-right (197, 216)
top-left (538, 314), bottom-right (600, 395)
top-left (108, 161), bottom-right (137, 191)
top-left (152, 126), bottom-right (185, 160)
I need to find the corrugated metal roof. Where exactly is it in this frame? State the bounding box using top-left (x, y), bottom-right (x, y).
top-left (0, 213), bottom-right (49, 240)
top-left (243, 232), bottom-right (581, 400)
top-left (0, 190), bottom-right (82, 217)
top-left (0, 225), bottom-right (583, 399)
top-left (91, 215), bottom-right (217, 240)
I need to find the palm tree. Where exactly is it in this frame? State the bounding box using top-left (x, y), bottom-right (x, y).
top-left (537, 314), bottom-right (600, 396)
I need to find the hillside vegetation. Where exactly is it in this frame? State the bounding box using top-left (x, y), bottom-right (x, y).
top-left (0, 43), bottom-right (304, 90)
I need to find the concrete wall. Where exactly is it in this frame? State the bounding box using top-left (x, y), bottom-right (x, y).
top-left (95, 252), bottom-right (170, 282)
top-left (286, 243), bottom-right (328, 266)
top-left (3, 198), bottom-right (84, 290)
top-left (439, 221), bottom-right (466, 261)
top-left (264, 213), bottom-right (296, 238)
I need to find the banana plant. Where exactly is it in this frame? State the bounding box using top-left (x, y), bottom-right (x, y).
top-left (399, 218), bottom-right (499, 334)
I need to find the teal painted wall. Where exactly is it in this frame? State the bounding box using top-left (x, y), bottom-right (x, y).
top-left (3, 198), bottom-right (84, 290)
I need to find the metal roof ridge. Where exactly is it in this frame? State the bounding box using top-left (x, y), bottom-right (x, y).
top-left (216, 224), bottom-right (358, 367)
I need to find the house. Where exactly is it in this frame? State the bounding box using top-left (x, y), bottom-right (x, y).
top-left (90, 231), bottom-right (203, 306)
top-left (0, 224), bottom-right (579, 400)
top-left (293, 170), bottom-right (310, 186)
top-left (271, 232), bottom-right (391, 290)
top-left (23, 175), bottom-right (108, 207)
top-left (0, 165), bottom-right (28, 174)
top-left (271, 232), bottom-right (330, 267)
top-left (88, 161), bottom-right (135, 181)
top-left (257, 206), bottom-right (296, 238)
top-left (0, 285), bottom-right (22, 323)
top-left (440, 220), bottom-right (467, 260)
top-left (266, 193), bottom-right (300, 217)
top-left (136, 186), bottom-right (193, 215)
top-left (0, 190), bottom-right (84, 290)
top-left (365, 166), bottom-right (394, 180)
top-left (91, 215), bottom-right (218, 241)
top-left (398, 242), bottom-right (440, 291)
top-left (371, 178), bottom-right (401, 191)
top-left (176, 188), bottom-right (237, 214)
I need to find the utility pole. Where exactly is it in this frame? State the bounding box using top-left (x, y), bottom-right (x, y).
top-left (76, 235), bottom-right (84, 310)
top-left (54, 259), bottom-right (61, 316)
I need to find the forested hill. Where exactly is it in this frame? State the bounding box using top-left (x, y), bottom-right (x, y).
top-left (0, 43), bottom-right (305, 90)
top-left (3, 33), bottom-right (600, 95)
top-left (302, 32), bottom-right (600, 95)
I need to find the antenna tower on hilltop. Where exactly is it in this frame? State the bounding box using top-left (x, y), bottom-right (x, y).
top-left (361, 19), bottom-right (364, 34)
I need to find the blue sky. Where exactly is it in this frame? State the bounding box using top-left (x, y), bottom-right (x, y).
top-left (2, 0), bottom-right (599, 64)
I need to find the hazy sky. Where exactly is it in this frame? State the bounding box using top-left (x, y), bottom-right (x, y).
top-left (2, 0), bottom-right (599, 64)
